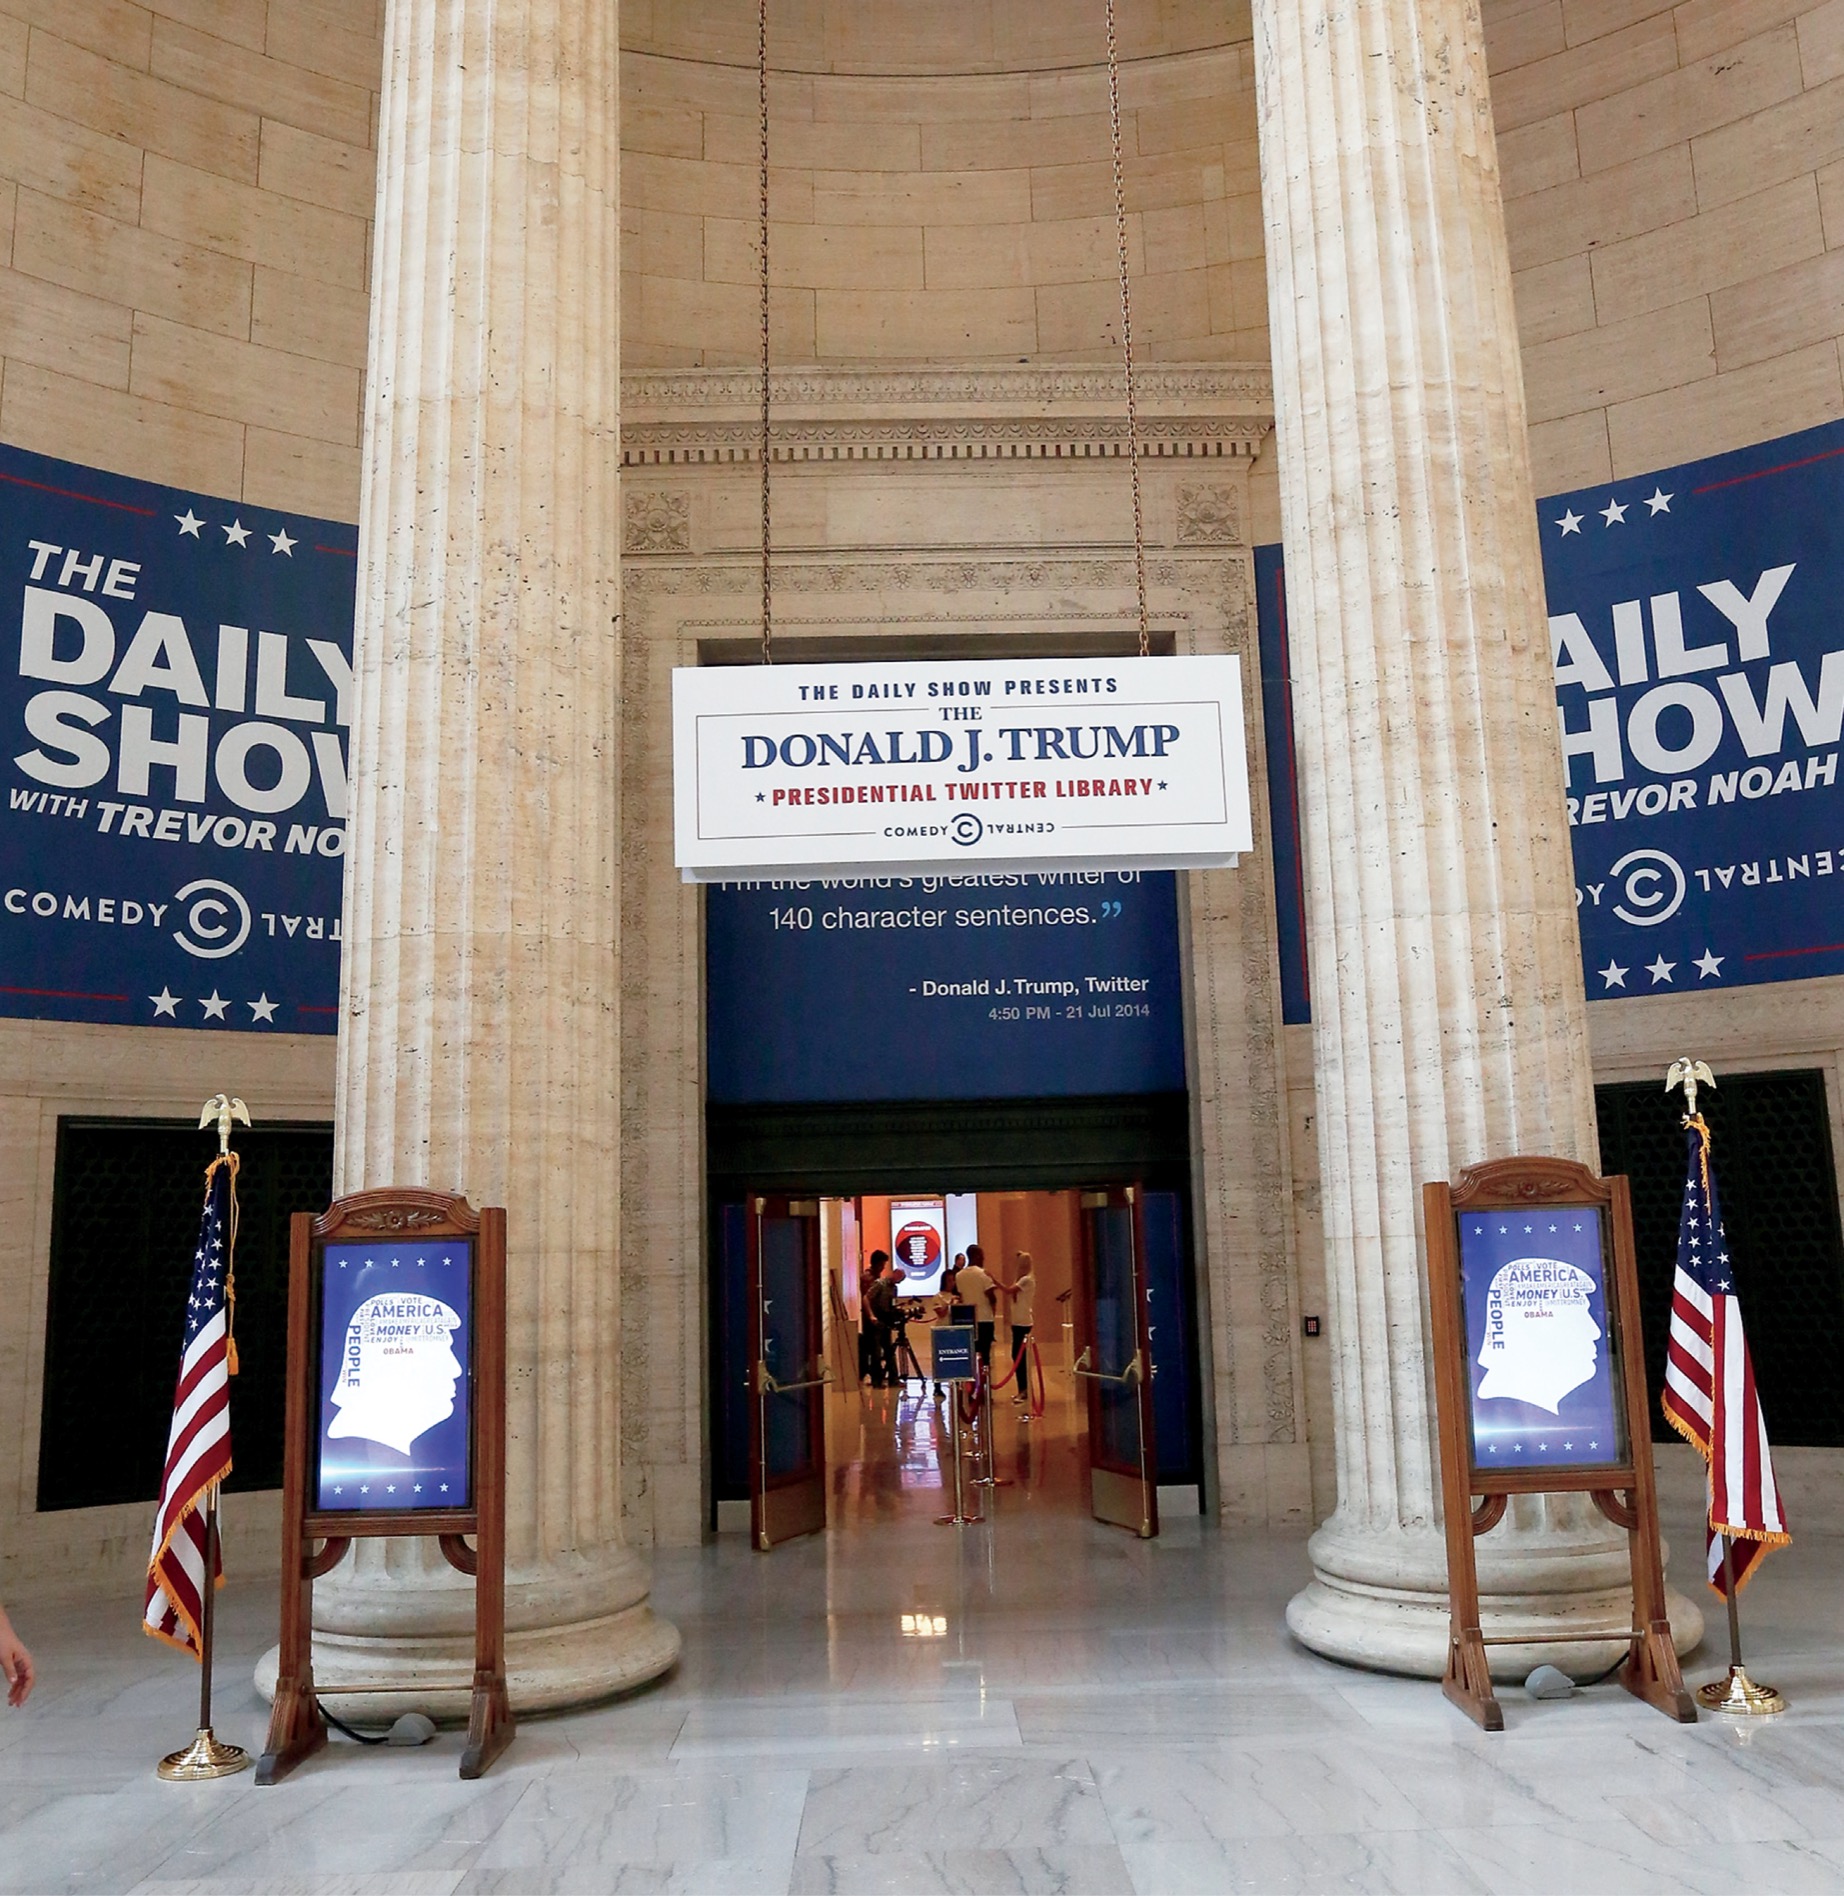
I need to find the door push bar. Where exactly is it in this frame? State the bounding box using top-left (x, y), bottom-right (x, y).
top-left (756, 1360), bottom-right (833, 1396)
top-left (1072, 1347), bottom-right (1144, 1386)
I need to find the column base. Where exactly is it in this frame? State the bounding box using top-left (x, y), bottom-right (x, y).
top-left (256, 1545), bottom-right (681, 1719)
top-left (1288, 1513), bottom-right (1704, 1683)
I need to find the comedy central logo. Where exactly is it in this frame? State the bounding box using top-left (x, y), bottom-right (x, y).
top-left (950, 812), bottom-right (982, 848)
top-left (1609, 848), bottom-right (1686, 928)
top-left (172, 877), bottom-right (251, 958)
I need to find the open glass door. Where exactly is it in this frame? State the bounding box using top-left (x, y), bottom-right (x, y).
top-left (1073, 1185), bottom-right (1158, 1537)
top-left (747, 1195), bottom-right (827, 1549)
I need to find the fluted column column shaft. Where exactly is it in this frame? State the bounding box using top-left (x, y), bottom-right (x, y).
top-left (1251, 0), bottom-right (1696, 1672)
top-left (289, 0), bottom-right (677, 1709)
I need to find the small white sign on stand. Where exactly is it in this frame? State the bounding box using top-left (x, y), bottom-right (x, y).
top-left (673, 655), bottom-right (1251, 882)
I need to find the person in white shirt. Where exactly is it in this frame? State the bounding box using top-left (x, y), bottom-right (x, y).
top-left (955, 1244), bottom-right (998, 1376)
top-left (1003, 1252), bottom-right (1037, 1403)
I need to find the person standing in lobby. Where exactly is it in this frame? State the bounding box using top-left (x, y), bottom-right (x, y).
top-left (1003, 1253), bottom-right (1036, 1405)
top-left (955, 1245), bottom-right (998, 1376)
top-left (863, 1251), bottom-right (898, 1390)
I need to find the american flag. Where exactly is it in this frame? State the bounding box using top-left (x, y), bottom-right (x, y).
top-left (143, 1155), bottom-right (238, 1655)
top-left (1661, 1116), bottom-right (1788, 1596)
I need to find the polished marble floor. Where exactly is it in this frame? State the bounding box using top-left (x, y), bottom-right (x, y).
top-left (5, 1365), bottom-right (1844, 1894)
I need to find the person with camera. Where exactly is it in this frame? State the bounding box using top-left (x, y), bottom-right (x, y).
top-left (863, 1250), bottom-right (899, 1389)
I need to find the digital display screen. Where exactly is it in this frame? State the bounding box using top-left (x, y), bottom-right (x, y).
top-left (315, 1239), bottom-right (472, 1511)
top-left (1458, 1206), bottom-right (1626, 1472)
top-left (889, 1197), bottom-right (947, 1298)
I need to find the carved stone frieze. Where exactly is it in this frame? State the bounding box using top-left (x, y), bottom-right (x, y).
top-left (623, 489), bottom-right (691, 553)
top-left (619, 362), bottom-right (1275, 470)
top-left (1176, 482), bottom-right (1242, 545)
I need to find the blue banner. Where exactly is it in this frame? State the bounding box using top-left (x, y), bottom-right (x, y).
top-left (1254, 542), bottom-right (1311, 1025)
top-left (1255, 419), bottom-right (1844, 1010)
top-left (706, 870), bottom-right (1186, 1103)
top-left (0, 443), bottom-right (354, 1032)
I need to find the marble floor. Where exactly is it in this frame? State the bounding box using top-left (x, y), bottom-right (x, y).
top-left (4, 1366), bottom-right (1844, 1894)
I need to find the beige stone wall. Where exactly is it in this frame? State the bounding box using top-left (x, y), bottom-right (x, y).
top-left (0, 0), bottom-right (381, 518)
top-left (615, 366), bottom-right (1302, 1543)
top-left (0, 1020), bottom-right (334, 1591)
top-left (1481, 0), bottom-right (1844, 1260)
top-left (1487, 0), bottom-right (1844, 491)
top-left (0, 1), bottom-right (376, 1589)
top-left (621, 2), bottom-right (1263, 368)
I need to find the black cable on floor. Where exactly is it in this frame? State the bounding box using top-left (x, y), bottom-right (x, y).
top-left (316, 1698), bottom-right (390, 1745)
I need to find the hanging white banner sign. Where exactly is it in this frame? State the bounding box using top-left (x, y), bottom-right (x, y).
top-left (673, 655), bottom-right (1251, 882)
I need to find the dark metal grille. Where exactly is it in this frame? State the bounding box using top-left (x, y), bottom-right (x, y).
top-left (38, 1118), bottom-right (333, 1512)
top-left (1596, 1071), bottom-right (1844, 1448)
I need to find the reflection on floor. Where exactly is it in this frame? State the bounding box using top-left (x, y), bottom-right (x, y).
top-left (7, 1443), bottom-right (1844, 1893)
top-left (828, 1348), bottom-right (1089, 1528)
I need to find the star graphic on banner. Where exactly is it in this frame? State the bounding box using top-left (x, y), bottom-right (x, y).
top-left (756, 793), bottom-right (765, 803)
top-left (1497, 1225), bottom-right (1508, 1234)
top-left (175, 509), bottom-right (204, 537)
top-left (1573, 1223), bottom-right (1583, 1231)
top-left (440, 1483), bottom-right (450, 1493)
top-left (1523, 1224), bottom-right (1533, 1233)
top-left (222, 519), bottom-right (250, 547)
top-left (1555, 509), bottom-right (1583, 536)
top-left (1695, 949), bottom-right (1724, 979)
top-left (1598, 959), bottom-right (1628, 989)
top-left (1564, 1441), bottom-right (1574, 1451)
top-left (1600, 497), bottom-right (1628, 526)
top-left (200, 990), bottom-right (229, 1019)
top-left (386, 1484), bottom-right (397, 1494)
top-left (1645, 488), bottom-right (1673, 515)
top-left (413, 1483), bottom-right (423, 1493)
top-left (269, 528), bottom-right (297, 556)
top-left (333, 1485), bottom-right (343, 1496)
top-left (1157, 781), bottom-right (1169, 791)
top-left (150, 987), bottom-right (179, 1017)
top-left (249, 993), bottom-right (278, 1022)
top-left (359, 1484), bottom-right (370, 1495)
top-left (1645, 954), bottom-right (1676, 985)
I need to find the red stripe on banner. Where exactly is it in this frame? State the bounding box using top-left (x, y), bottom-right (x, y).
top-left (0, 467), bottom-right (160, 515)
top-left (1691, 441), bottom-right (1844, 495)
top-left (0, 986), bottom-right (132, 1002)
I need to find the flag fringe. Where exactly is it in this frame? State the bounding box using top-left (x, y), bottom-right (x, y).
top-left (142, 1474), bottom-right (228, 1661)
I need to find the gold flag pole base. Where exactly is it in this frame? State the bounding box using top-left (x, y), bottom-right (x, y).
top-left (157, 1727), bottom-right (252, 1780)
top-left (1695, 1665), bottom-right (1787, 1716)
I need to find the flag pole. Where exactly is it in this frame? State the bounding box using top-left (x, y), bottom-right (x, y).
top-left (1695, 1531), bottom-right (1786, 1715)
top-left (1665, 1061), bottom-right (1788, 1719)
top-left (156, 1098), bottom-right (254, 1780)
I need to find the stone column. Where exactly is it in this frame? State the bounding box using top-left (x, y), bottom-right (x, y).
top-left (1250, 0), bottom-right (1698, 1673)
top-left (272, 0), bottom-right (678, 1711)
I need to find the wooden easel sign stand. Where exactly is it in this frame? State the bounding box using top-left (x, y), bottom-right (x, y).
top-left (257, 1189), bottom-right (513, 1782)
top-left (1424, 1157), bottom-right (1695, 1732)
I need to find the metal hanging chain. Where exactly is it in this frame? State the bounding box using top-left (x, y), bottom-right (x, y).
top-left (1104, 0), bottom-right (1150, 658)
top-left (758, 0), bottom-right (773, 664)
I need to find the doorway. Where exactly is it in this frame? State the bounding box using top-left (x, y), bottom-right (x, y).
top-left (711, 1177), bottom-right (1203, 1547)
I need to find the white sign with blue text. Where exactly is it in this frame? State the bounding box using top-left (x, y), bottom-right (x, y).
top-left (673, 654), bottom-right (1251, 881)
